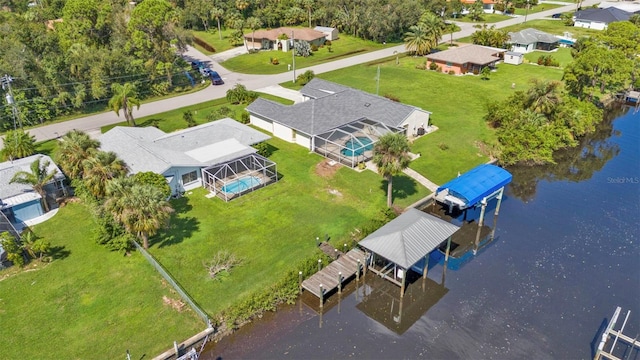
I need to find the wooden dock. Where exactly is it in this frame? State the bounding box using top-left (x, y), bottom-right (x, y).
top-left (302, 248), bottom-right (366, 300)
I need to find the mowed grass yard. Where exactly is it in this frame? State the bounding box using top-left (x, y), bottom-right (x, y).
top-left (524, 47), bottom-right (574, 68)
top-left (221, 34), bottom-right (391, 74)
top-left (0, 204), bottom-right (202, 359)
top-left (149, 137), bottom-right (429, 316)
top-left (314, 56), bottom-right (564, 184)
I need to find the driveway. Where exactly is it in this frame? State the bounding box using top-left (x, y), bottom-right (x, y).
top-left (1, 0), bottom-right (600, 148)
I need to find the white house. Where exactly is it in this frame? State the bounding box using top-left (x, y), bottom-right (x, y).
top-left (0, 154), bottom-right (66, 225)
top-left (99, 118), bottom-right (272, 196)
top-left (573, 7), bottom-right (633, 30)
top-left (246, 79), bottom-right (431, 168)
top-left (508, 28), bottom-right (559, 54)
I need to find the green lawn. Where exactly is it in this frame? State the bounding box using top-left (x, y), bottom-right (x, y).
top-left (524, 47), bottom-right (574, 67)
top-left (149, 137), bottom-right (430, 317)
top-left (513, 3), bottom-right (563, 15)
top-left (0, 204), bottom-right (202, 359)
top-left (101, 92), bottom-right (293, 133)
top-left (221, 34), bottom-right (391, 75)
top-left (314, 56), bottom-right (564, 184)
top-left (192, 28), bottom-right (238, 55)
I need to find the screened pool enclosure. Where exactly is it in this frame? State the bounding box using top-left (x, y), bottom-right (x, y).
top-left (313, 119), bottom-right (403, 168)
top-left (201, 154), bottom-right (278, 202)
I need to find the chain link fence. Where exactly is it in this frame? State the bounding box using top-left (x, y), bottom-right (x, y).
top-left (132, 241), bottom-right (210, 325)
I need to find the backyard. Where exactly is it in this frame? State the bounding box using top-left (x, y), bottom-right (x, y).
top-left (523, 47), bottom-right (573, 68)
top-left (0, 204), bottom-right (202, 359)
top-left (221, 34), bottom-right (391, 74)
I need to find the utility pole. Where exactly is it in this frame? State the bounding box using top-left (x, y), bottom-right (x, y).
top-left (375, 66), bottom-right (380, 96)
top-left (524, 0), bottom-right (530, 23)
top-left (1, 74), bottom-right (22, 130)
top-left (291, 30), bottom-right (296, 83)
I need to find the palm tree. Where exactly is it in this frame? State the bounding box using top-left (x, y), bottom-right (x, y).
top-left (105, 182), bottom-right (173, 249)
top-left (373, 133), bottom-right (412, 208)
top-left (404, 23), bottom-right (431, 56)
top-left (82, 150), bottom-right (128, 199)
top-left (404, 13), bottom-right (444, 56)
top-left (1, 129), bottom-right (36, 161)
top-left (10, 157), bottom-right (58, 212)
top-left (246, 16), bottom-right (263, 51)
top-left (211, 8), bottom-right (224, 40)
top-left (526, 79), bottom-right (562, 116)
top-left (419, 12), bottom-right (445, 47)
top-left (108, 82), bottom-right (140, 127)
top-left (55, 130), bottom-right (100, 180)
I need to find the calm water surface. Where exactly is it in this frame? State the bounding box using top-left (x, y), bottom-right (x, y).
top-left (204, 108), bottom-right (639, 359)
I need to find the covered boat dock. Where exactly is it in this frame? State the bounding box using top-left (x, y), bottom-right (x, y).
top-left (435, 164), bottom-right (512, 229)
top-left (358, 208), bottom-right (460, 297)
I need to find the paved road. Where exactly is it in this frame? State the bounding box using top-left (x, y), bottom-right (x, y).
top-left (4, 0), bottom-right (598, 147)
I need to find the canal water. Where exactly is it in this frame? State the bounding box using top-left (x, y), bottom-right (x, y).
top-left (204, 107), bottom-right (639, 359)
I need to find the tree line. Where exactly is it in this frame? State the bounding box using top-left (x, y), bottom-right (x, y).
top-left (484, 20), bottom-right (639, 165)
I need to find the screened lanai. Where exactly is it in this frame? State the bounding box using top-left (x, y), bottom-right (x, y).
top-left (313, 118), bottom-right (402, 168)
top-left (201, 153), bottom-right (277, 202)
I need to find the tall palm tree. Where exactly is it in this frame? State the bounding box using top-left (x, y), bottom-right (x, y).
top-left (108, 82), bottom-right (140, 127)
top-left (1, 129), bottom-right (36, 161)
top-left (105, 183), bottom-right (173, 249)
top-left (55, 130), bottom-right (100, 180)
top-left (373, 133), bottom-right (412, 208)
top-left (246, 16), bottom-right (263, 50)
top-left (211, 8), bottom-right (224, 40)
top-left (404, 23), bottom-right (431, 56)
top-left (404, 12), bottom-right (444, 56)
top-left (526, 79), bottom-right (562, 116)
top-left (10, 157), bottom-right (58, 212)
top-left (82, 150), bottom-right (128, 199)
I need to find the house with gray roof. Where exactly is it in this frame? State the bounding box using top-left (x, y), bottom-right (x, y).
top-left (0, 154), bottom-right (65, 225)
top-left (573, 7), bottom-right (634, 30)
top-left (508, 28), bottom-right (559, 53)
top-left (426, 44), bottom-right (506, 75)
top-left (99, 118), bottom-right (274, 198)
top-left (246, 79), bottom-right (431, 167)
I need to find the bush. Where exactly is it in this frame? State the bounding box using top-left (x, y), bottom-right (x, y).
top-left (270, 57), bottom-right (279, 65)
top-left (134, 172), bottom-right (172, 199)
top-left (448, 70), bottom-right (455, 75)
top-left (253, 142), bottom-right (271, 157)
top-left (324, 40), bottom-right (332, 46)
top-left (296, 70), bottom-right (315, 85)
top-left (438, 142), bottom-right (449, 150)
top-left (310, 44), bottom-right (318, 51)
top-left (415, 63), bottom-right (426, 70)
top-left (226, 84), bottom-right (258, 104)
top-left (241, 111), bottom-right (250, 124)
top-left (429, 62), bottom-right (439, 71)
top-left (183, 110), bottom-right (196, 127)
top-left (208, 105), bottom-right (234, 121)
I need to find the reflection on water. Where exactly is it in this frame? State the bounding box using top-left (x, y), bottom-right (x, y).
top-left (509, 103), bottom-right (624, 202)
top-left (355, 276), bottom-right (448, 335)
top-left (203, 107), bottom-right (639, 360)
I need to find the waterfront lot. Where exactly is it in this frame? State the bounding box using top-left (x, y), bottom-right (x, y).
top-left (0, 54), bottom-right (564, 358)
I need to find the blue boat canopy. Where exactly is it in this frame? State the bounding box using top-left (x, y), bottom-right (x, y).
top-left (436, 164), bottom-right (512, 208)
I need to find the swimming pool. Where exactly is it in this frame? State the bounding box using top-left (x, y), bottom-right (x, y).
top-left (341, 137), bottom-right (374, 157)
top-left (221, 176), bottom-right (262, 194)
top-left (558, 39), bottom-right (575, 46)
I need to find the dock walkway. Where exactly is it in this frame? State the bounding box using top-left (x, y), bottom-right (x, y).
top-left (302, 248), bottom-right (366, 299)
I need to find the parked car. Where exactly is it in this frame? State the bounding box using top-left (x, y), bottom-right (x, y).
top-left (551, 13), bottom-right (562, 18)
top-left (198, 66), bottom-right (210, 77)
top-left (190, 60), bottom-right (203, 70)
top-left (209, 71), bottom-right (224, 85)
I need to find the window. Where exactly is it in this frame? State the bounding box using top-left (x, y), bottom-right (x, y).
top-left (446, 62), bottom-right (453, 67)
top-left (181, 171), bottom-right (198, 185)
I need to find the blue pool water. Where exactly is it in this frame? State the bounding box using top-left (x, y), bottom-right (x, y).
top-left (341, 137), bottom-right (373, 157)
top-left (221, 176), bottom-right (261, 194)
top-left (558, 39), bottom-right (575, 46)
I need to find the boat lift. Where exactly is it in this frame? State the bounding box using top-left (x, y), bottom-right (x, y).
top-left (594, 307), bottom-right (640, 360)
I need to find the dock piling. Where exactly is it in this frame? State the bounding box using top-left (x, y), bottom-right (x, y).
top-left (338, 272), bottom-right (342, 294)
top-left (319, 284), bottom-right (324, 308)
top-left (356, 259), bottom-right (361, 281)
top-left (318, 259), bottom-right (322, 271)
top-left (298, 271), bottom-right (303, 294)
